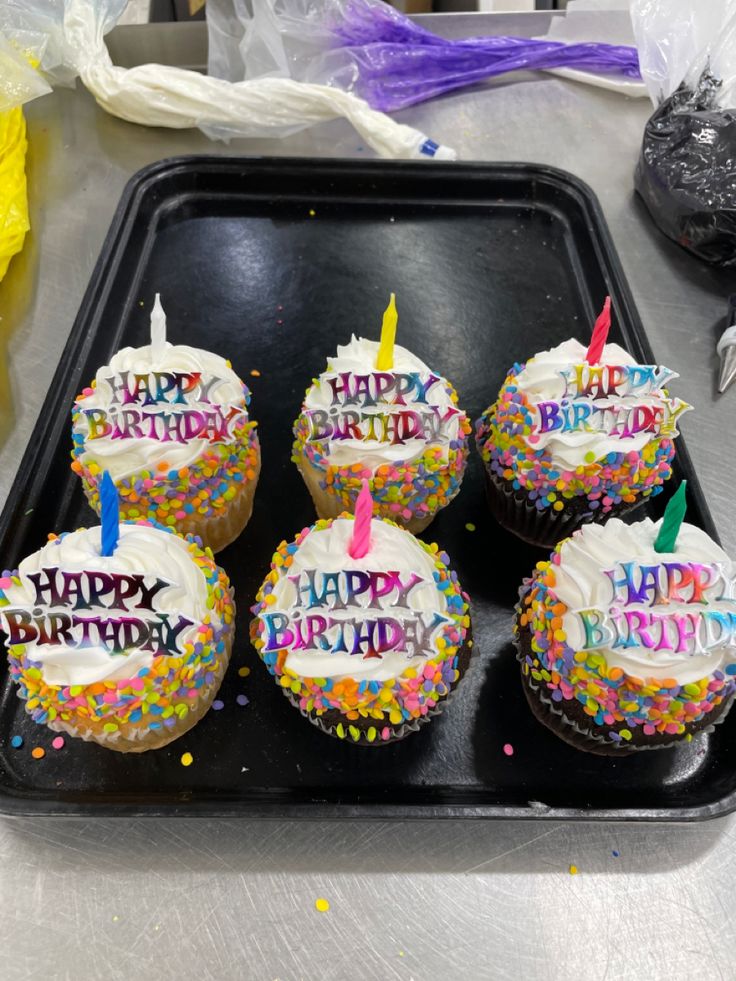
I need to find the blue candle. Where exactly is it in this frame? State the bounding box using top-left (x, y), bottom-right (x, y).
top-left (100, 471), bottom-right (120, 557)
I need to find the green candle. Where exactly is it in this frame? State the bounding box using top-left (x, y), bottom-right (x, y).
top-left (653, 481), bottom-right (687, 554)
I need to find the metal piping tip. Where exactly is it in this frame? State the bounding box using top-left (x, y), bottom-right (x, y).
top-left (718, 345), bottom-right (736, 394)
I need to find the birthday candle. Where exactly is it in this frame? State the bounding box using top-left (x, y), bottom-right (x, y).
top-left (348, 478), bottom-right (373, 559)
top-left (100, 470), bottom-right (120, 557)
top-left (654, 481), bottom-right (687, 554)
top-left (375, 293), bottom-right (398, 371)
top-left (150, 293), bottom-right (167, 361)
top-left (585, 296), bottom-right (611, 364)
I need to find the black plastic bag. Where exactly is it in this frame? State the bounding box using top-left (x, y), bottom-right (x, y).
top-left (635, 69), bottom-right (736, 266)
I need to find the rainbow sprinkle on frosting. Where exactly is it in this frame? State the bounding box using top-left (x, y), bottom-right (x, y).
top-left (476, 363), bottom-right (675, 516)
top-left (516, 550), bottom-right (736, 749)
top-left (1, 521), bottom-right (234, 741)
top-left (250, 515), bottom-right (471, 743)
top-left (71, 377), bottom-right (259, 527)
top-left (293, 380), bottom-right (471, 525)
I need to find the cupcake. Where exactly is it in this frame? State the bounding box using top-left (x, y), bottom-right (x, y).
top-left (475, 298), bottom-right (691, 548)
top-left (71, 295), bottom-right (260, 553)
top-left (292, 295), bottom-right (471, 533)
top-left (250, 481), bottom-right (472, 744)
top-left (0, 514), bottom-right (235, 753)
top-left (515, 485), bottom-right (736, 754)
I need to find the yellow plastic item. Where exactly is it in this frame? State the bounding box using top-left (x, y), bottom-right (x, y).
top-left (0, 106), bottom-right (29, 283)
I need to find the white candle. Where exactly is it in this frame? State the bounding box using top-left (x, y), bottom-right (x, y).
top-left (150, 292), bottom-right (167, 361)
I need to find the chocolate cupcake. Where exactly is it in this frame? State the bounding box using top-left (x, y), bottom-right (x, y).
top-left (475, 299), bottom-right (691, 548)
top-left (250, 483), bottom-right (472, 744)
top-left (514, 487), bottom-right (736, 754)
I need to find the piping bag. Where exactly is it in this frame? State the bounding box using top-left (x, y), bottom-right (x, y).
top-left (0, 0), bottom-right (455, 161)
top-left (717, 295), bottom-right (736, 394)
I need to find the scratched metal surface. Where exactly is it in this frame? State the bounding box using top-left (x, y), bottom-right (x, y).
top-left (0, 13), bottom-right (735, 980)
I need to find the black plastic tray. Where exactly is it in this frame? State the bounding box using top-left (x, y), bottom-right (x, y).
top-left (0, 156), bottom-right (729, 820)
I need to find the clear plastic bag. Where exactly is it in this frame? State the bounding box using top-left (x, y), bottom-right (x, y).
top-left (0, 0), bottom-right (453, 160)
top-left (632, 0), bottom-right (736, 266)
top-left (207, 0), bottom-right (642, 112)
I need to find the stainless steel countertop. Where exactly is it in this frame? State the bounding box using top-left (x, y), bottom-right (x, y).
top-left (1, 14), bottom-right (736, 981)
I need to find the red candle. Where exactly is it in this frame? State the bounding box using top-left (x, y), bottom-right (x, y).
top-left (585, 296), bottom-right (612, 364)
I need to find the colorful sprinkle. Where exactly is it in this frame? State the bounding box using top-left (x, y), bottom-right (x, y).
top-left (503, 743), bottom-right (514, 756)
top-left (250, 370), bottom-right (261, 377)
top-left (465, 522), bottom-right (476, 532)
top-left (10, 735), bottom-right (23, 748)
top-left (31, 747), bottom-right (45, 759)
top-left (569, 864), bottom-right (578, 875)
top-left (237, 667), bottom-right (251, 678)
top-left (236, 694), bottom-right (249, 707)
top-left (51, 736), bottom-right (65, 750)
top-left (180, 752), bottom-right (194, 767)
top-left (315, 897), bottom-right (330, 912)
top-left (612, 850), bottom-right (620, 858)
top-left (212, 700), bottom-right (225, 711)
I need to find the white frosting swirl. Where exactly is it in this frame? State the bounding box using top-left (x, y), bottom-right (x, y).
top-left (514, 338), bottom-right (683, 469)
top-left (74, 342), bottom-right (246, 480)
top-left (302, 335), bottom-right (461, 470)
top-left (553, 518), bottom-right (736, 684)
top-left (269, 517), bottom-right (447, 681)
top-left (2, 523), bottom-right (211, 686)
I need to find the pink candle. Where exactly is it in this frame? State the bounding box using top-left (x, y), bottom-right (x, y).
top-left (585, 296), bottom-right (612, 364)
top-left (348, 479), bottom-right (373, 559)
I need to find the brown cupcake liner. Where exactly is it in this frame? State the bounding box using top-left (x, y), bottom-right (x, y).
top-left (512, 581), bottom-right (734, 755)
top-left (279, 628), bottom-right (476, 748)
top-left (483, 468), bottom-right (644, 550)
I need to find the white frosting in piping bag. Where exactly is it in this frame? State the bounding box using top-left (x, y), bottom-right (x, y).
top-left (269, 517), bottom-right (447, 682)
top-left (552, 518), bottom-right (736, 685)
top-left (2, 524), bottom-right (211, 686)
top-left (74, 341), bottom-right (246, 481)
top-left (302, 335), bottom-right (461, 470)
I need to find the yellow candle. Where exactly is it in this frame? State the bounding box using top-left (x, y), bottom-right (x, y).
top-left (375, 293), bottom-right (398, 370)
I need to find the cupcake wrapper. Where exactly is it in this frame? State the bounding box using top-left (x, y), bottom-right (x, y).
top-left (484, 469), bottom-right (644, 550)
top-left (512, 582), bottom-right (734, 755)
top-left (30, 593), bottom-right (235, 754)
top-left (279, 634), bottom-right (477, 748)
top-left (296, 451), bottom-right (443, 535)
